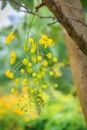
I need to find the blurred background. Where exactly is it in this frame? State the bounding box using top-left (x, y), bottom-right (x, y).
top-left (0, 0), bottom-right (87, 130)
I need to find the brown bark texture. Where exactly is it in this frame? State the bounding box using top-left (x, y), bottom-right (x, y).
top-left (42, 0), bottom-right (87, 123)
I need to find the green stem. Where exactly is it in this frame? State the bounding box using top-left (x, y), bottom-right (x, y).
top-left (12, 61), bottom-right (22, 71)
top-left (13, 63), bottom-right (23, 73)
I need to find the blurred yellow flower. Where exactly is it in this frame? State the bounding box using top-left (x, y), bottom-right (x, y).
top-left (32, 72), bottom-right (37, 77)
top-left (42, 60), bottom-right (48, 67)
top-left (53, 57), bottom-right (58, 62)
top-left (23, 58), bottom-right (28, 65)
top-left (24, 44), bottom-right (28, 51)
top-left (37, 55), bottom-right (42, 61)
top-left (10, 52), bottom-right (16, 64)
top-left (32, 57), bottom-right (37, 63)
top-left (27, 68), bottom-right (32, 73)
top-left (5, 32), bottom-right (15, 44)
top-left (22, 87), bottom-right (28, 93)
top-left (28, 38), bottom-right (34, 43)
top-left (55, 71), bottom-right (62, 77)
top-left (15, 78), bottom-right (20, 84)
top-left (22, 79), bottom-right (28, 86)
top-left (47, 53), bottom-right (52, 59)
top-left (54, 84), bottom-right (58, 88)
top-left (20, 69), bottom-right (25, 74)
top-left (28, 62), bottom-right (32, 67)
top-left (14, 108), bottom-right (24, 116)
top-left (0, 109), bottom-right (5, 114)
top-left (5, 70), bottom-right (14, 79)
top-left (6, 104), bottom-right (12, 109)
top-left (49, 71), bottom-right (54, 76)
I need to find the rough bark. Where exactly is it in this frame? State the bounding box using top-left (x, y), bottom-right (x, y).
top-left (42, 0), bottom-right (87, 122)
top-left (63, 29), bottom-right (87, 123)
top-left (42, 0), bottom-right (87, 56)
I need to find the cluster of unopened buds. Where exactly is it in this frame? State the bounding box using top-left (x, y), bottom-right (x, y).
top-left (5, 32), bottom-right (63, 112)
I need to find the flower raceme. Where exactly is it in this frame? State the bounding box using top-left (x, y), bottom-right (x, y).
top-left (5, 33), bottom-right (62, 86)
top-left (5, 33), bottom-right (63, 113)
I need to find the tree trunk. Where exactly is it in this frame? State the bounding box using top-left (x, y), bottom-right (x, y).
top-left (42, 0), bottom-right (87, 122)
top-left (63, 29), bottom-right (87, 123)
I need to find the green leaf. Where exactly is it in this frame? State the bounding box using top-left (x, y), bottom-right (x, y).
top-left (1, 1), bottom-right (7, 10)
top-left (80, 0), bottom-right (87, 12)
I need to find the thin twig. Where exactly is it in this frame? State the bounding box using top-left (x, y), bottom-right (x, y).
top-left (1, 0), bottom-right (55, 19)
top-left (35, 2), bottom-right (45, 12)
top-left (48, 20), bottom-right (58, 25)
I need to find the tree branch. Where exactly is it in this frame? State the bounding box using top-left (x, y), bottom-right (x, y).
top-left (2, 0), bottom-right (55, 19)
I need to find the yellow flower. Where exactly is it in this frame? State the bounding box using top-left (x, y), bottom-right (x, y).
top-left (54, 84), bottom-right (58, 88)
top-left (24, 44), bottom-right (28, 51)
top-left (14, 108), bottom-right (24, 116)
top-left (42, 60), bottom-right (48, 67)
top-left (9, 73), bottom-right (14, 79)
top-left (39, 34), bottom-right (54, 47)
top-left (28, 38), bottom-right (34, 43)
top-left (32, 57), bottom-right (37, 63)
top-left (0, 109), bottom-right (5, 114)
top-left (42, 34), bottom-right (48, 40)
top-left (6, 104), bottom-right (12, 109)
top-left (22, 87), bottom-right (28, 93)
top-left (30, 43), bottom-right (36, 53)
top-left (37, 74), bottom-right (42, 79)
top-left (20, 69), bottom-right (25, 74)
top-left (23, 58), bottom-right (28, 65)
top-left (5, 70), bottom-right (14, 79)
top-left (27, 68), bottom-right (32, 73)
top-left (47, 53), bottom-right (52, 59)
top-left (39, 39), bottom-right (47, 45)
top-left (10, 52), bottom-right (16, 64)
top-left (47, 39), bottom-right (53, 45)
top-left (37, 55), bottom-right (42, 61)
top-left (10, 52), bottom-right (16, 58)
top-left (32, 43), bottom-right (36, 49)
top-left (5, 32), bottom-right (15, 44)
top-left (32, 72), bottom-right (37, 77)
top-left (28, 62), bottom-right (32, 67)
top-left (22, 79), bottom-right (28, 86)
top-left (5, 37), bottom-right (10, 44)
top-left (15, 78), bottom-right (20, 84)
top-left (10, 58), bottom-right (16, 65)
top-left (41, 84), bottom-right (48, 89)
top-left (30, 48), bottom-right (36, 53)
top-left (49, 71), bottom-right (54, 76)
top-left (55, 71), bottom-right (62, 77)
top-left (11, 88), bottom-right (15, 93)
top-left (41, 71), bottom-right (45, 77)
top-left (53, 57), bottom-right (58, 62)
top-left (33, 78), bottom-right (39, 85)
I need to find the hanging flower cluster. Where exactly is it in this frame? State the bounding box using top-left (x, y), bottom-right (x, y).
top-left (5, 32), bottom-right (63, 113)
